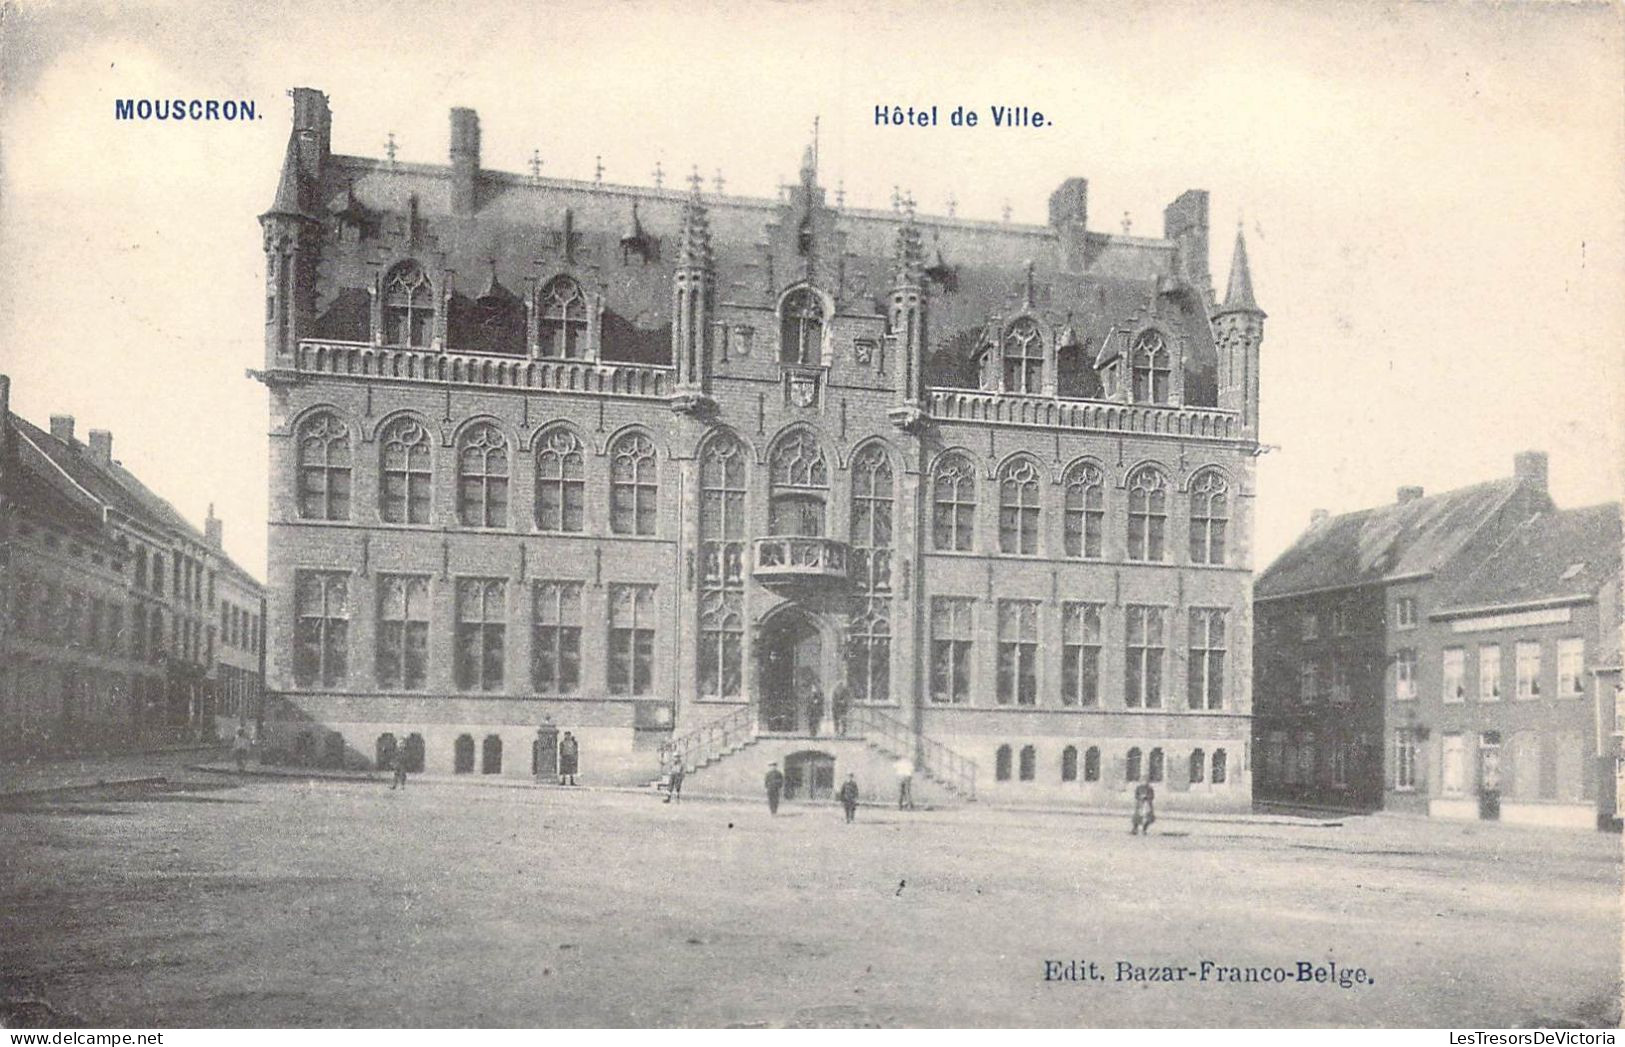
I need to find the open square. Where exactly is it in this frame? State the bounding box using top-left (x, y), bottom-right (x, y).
top-left (1, 773), bottom-right (1618, 1028)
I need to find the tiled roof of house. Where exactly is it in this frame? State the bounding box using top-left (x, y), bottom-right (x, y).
top-left (1439, 502), bottom-right (1622, 613)
top-left (1256, 479), bottom-right (1524, 598)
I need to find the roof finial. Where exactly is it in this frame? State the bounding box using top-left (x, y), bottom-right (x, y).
top-left (528, 149), bottom-right (543, 182)
top-left (713, 168), bottom-right (726, 195)
top-left (385, 132), bottom-right (398, 166)
top-left (835, 179), bottom-right (846, 210)
top-left (890, 185), bottom-right (901, 212)
top-left (594, 155), bottom-right (604, 184)
top-left (1121, 211), bottom-right (1133, 235)
top-left (946, 191), bottom-right (958, 218)
top-left (687, 164), bottom-right (704, 196)
top-left (1001, 200), bottom-right (1012, 223)
top-left (652, 160), bottom-right (665, 189)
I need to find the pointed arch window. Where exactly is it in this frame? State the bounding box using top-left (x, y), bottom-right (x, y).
top-left (1126, 746), bottom-right (1142, 782)
top-left (609, 432), bottom-right (658, 536)
top-left (538, 277), bottom-right (590, 359)
top-left (384, 261), bottom-right (435, 348)
top-left (779, 288), bottom-right (825, 365)
top-left (698, 590), bottom-right (743, 699)
top-left (535, 428), bottom-right (585, 533)
top-left (1189, 469), bottom-right (1230, 565)
top-left (998, 457), bottom-right (1042, 555)
top-left (378, 417), bottom-right (432, 524)
top-left (1189, 748), bottom-right (1206, 784)
top-left (457, 423), bottom-right (510, 528)
top-left (1003, 318), bottom-right (1044, 393)
top-left (700, 434), bottom-right (747, 590)
top-left (932, 452), bottom-right (977, 552)
top-left (1126, 466), bottom-right (1168, 562)
top-left (297, 412), bottom-right (352, 521)
top-left (847, 597), bottom-right (891, 704)
top-left (995, 744), bottom-right (1013, 782)
top-left (849, 444), bottom-right (894, 591)
top-left (1130, 330), bottom-right (1171, 404)
top-left (768, 430), bottom-right (828, 536)
top-left (1061, 745), bottom-right (1079, 782)
top-left (1084, 746), bottom-right (1101, 782)
top-left (1063, 462), bottom-right (1105, 558)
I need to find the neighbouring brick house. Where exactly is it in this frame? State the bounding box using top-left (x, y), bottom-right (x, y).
top-left (0, 375), bottom-right (266, 755)
top-left (254, 89), bottom-right (1265, 807)
top-left (1255, 451), bottom-right (1623, 828)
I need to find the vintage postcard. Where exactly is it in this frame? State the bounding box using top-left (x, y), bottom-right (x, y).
top-left (0, 0), bottom-right (1621, 1033)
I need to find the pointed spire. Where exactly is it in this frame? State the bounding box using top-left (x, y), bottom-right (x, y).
top-left (264, 132), bottom-right (310, 218)
top-left (677, 179), bottom-right (712, 269)
top-left (892, 207), bottom-right (924, 286)
top-left (1219, 225), bottom-right (1263, 314)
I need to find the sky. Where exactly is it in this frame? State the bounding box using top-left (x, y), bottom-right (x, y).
top-left (2, 0), bottom-right (1621, 579)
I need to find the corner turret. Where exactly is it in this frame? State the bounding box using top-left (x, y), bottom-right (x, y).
top-left (1212, 225), bottom-right (1265, 435)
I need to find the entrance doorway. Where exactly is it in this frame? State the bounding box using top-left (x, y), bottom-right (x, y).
top-left (759, 612), bottom-right (822, 734)
top-left (783, 750), bottom-right (836, 801)
top-left (1478, 731), bottom-right (1502, 821)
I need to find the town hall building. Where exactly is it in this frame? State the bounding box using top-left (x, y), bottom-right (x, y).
top-left (254, 89), bottom-right (1265, 806)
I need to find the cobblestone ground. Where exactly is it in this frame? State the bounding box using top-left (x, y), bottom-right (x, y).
top-left (0, 773), bottom-right (1619, 1028)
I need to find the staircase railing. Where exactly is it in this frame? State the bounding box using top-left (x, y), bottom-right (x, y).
top-left (848, 706), bottom-right (978, 800)
top-left (658, 704), bottom-right (754, 772)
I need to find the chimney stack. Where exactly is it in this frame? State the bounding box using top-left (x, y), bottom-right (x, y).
top-left (1397, 486), bottom-right (1425, 505)
top-left (88, 429), bottom-right (113, 464)
top-left (1048, 177), bottom-right (1089, 272)
top-left (450, 107), bottom-right (481, 216)
top-left (1163, 189), bottom-right (1211, 292)
top-left (50, 414), bottom-right (74, 444)
top-left (1513, 450), bottom-right (1548, 497)
top-left (205, 503), bottom-right (223, 549)
top-left (290, 87), bottom-right (331, 181)
top-left (1310, 508), bottom-right (1330, 528)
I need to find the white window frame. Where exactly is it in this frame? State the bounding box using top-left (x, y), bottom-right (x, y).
top-left (1441, 647), bottom-right (1465, 704)
top-left (1516, 641), bottom-right (1542, 700)
top-left (1395, 596), bottom-right (1417, 631)
top-left (1478, 644), bottom-right (1501, 702)
top-left (1394, 728), bottom-right (1417, 791)
top-left (1394, 648), bottom-right (1417, 701)
top-left (1556, 637), bottom-right (1585, 699)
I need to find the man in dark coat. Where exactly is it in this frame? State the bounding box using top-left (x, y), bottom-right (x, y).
top-left (831, 682), bottom-right (851, 736)
top-left (391, 742), bottom-right (408, 790)
top-left (1132, 781), bottom-right (1156, 835)
top-left (558, 731), bottom-right (580, 786)
top-left (764, 762), bottom-right (784, 814)
top-left (838, 772), bottom-right (860, 823)
top-left (665, 759), bottom-right (684, 804)
top-left (806, 682), bottom-right (824, 738)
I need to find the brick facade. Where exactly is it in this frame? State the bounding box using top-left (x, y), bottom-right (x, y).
top-left (256, 90), bottom-right (1264, 806)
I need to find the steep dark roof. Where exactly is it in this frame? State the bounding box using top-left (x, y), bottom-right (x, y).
top-left (1439, 502), bottom-right (1622, 613)
top-left (10, 412), bottom-right (262, 585)
top-left (1256, 479), bottom-right (1523, 598)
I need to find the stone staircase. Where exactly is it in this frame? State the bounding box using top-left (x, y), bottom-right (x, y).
top-left (652, 705), bottom-right (978, 802)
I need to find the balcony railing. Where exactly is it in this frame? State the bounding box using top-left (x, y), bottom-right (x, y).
top-left (753, 536), bottom-right (849, 582)
top-left (923, 388), bottom-right (1241, 440)
top-left (288, 340), bottom-right (672, 398)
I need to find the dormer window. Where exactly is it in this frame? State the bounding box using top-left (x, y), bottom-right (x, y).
top-left (384, 261), bottom-right (434, 348)
top-left (779, 288), bottom-right (824, 365)
top-left (1003, 318), bottom-right (1044, 394)
top-left (1130, 330), bottom-right (1171, 404)
top-left (538, 277), bottom-right (589, 359)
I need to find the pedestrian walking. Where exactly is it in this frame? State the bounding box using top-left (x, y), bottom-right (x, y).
top-left (894, 756), bottom-right (915, 810)
top-left (764, 762), bottom-right (784, 815)
top-left (838, 772), bottom-right (860, 824)
top-left (391, 742), bottom-right (408, 789)
top-left (1131, 781), bottom-right (1157, 835)
top-left (232, 724), bottom-right (251, 773)
top-left (831, 682), bottom-right (851, 736)
top-left (665, 759), bottom-right (685, 804)
top-left (558, 731), bottom-right (580, 786)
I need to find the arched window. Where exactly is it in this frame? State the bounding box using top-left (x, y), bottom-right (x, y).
top-left (481, 734), bottom-right (503, 775)
top-left (768, 430), bottom-right (828, 536)
top-left (457, 423), bottom-right (509, 528)
top-left (1212, 748), bottom-right (1228, 784)
top-left (1189, 469), bottom-right (1230, 565)
top-left (1189, 748), bottom-right (1206, 784)
top-left (376, 733), bottom-right (397, 770)
top-left (1019, 744), bottom-right (1037, 781)
top-left (1148, 747), bottom-right (1165, 783)
top-left (1063, 462), bottom-right (1104, 558)
top-left (297, 412), bottom-right (352, 521)
top-left (779, 287), bottom-right (825, 365)
top-left (1061, 745), bottom-right (1079, 782)
top-left (402, 733), bottom-right (425, 773)
top-left (1126, 466), bottom-right (1168, 562)
top-left (1130, 330), bottom-right (1171, 404)
top-left (453, 734), bottom-right (475, 774)
top-left (1003, 318), bottom-right (1044, 393)
top-left (849, 444), bottom-right (894, 591)
top-left (847, 599), bottom-right (891, 704)
top-left (535, 428), bottom-right (585, 532)
top-left (998, 457), bottom-right (1042, 555)
top-left (1084, 746), bottom-right (1101, 782)
top-left (538, 277), bottom-right (589, 359)
top-left (609, 432), bottom-right (658, 536)
top-left (995, 744), bottom-right (1013, 782)
top-left (932, 452), bottom-right (977, 552)
top-left (698, 591), bottom-right (744, 699)
top-left (1126, 747), bottom-right (1142, 782)
top-left (293, 571), bottom-right (348, 687)
top-left (699, 434), bottom-right (747, 590)
top-left (384, 261), bottom-right (435, 348)
top-left (378, 416), bottom-right (432, 524)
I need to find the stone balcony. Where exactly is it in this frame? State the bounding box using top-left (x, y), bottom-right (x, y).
top-left (285, 340), bottom-right (672, 398)
top-left (752, 536), bottom-right (849, 583)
